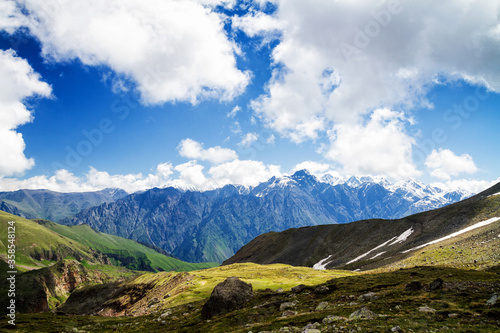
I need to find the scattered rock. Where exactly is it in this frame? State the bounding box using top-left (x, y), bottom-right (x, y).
top-left (430, 278), bottom-right (444, 291)
top-left (405, 281), bottom-right (423, 292)
top-left (487, 293), bottom-right (498, 306)
top-left (302, 322), bottom-right (321, 331)
top-left (322, 315), bottom-right (347, 324)
top-left (263, 288), bottom-right (273, 293)
top-left (291, 284), bottom-right (306, 293)
top-left (201, 277), bottom-right (253, 319)
top-left (358, 291), bottom-right (378, 302)
top-left (281, 310), bottom-right (298, 317)
top-left (280, 301), bottom-right (297, 311)
top-left (278, 327), bottom-right (300, 333)
top-left (148, 297), bottom-right (160, 306)
top-left (349, 306), bottom-right (378, 320)
top-left (275, 288), bottom-right (284, 293)
top-left (448, 313), bottom-right (459, 318)
top-left (303, 329), bottom-right (321, 333)
top-left (313, 286), bottom-right (329, 294)
top-left (418, 305), bottom-right (436, 313)
top-left (391, 326), bottom-right (403, 332)
top-left (315, 301), bottom-right (329, 311)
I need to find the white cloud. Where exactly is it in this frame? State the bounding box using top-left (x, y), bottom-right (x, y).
top-left (0, 0), bottom-right (26, 33)
top-left (325, 108), bottom-right (420, 180)
top-left (293, 161), bottom-right (332, 177)
top-left (432, 178), bottom-right (500, 194)
top-left (249, 0), bottom-right (500, 141)
top-left (20, 0), bottom-right (250, 105)
top-left (425, 148), bottom-right (478, 180)
top-left (178, 138), bottom-right (238, 164)
top-left (232, 10), bottom-right (284, 38)
top-left (208, 159), bottom-right (281, 187)
top-left (238, 133), bottom-right (259, 147)
top-left (0, 49), bottom-right (52, 177)
top-left (227, 105), bottom-right (241, 118)
top-left (0, 163), bottom-right (174, 194)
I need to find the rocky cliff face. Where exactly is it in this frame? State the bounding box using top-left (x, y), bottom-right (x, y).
top-left (13, 260), bottom-right (105, 313)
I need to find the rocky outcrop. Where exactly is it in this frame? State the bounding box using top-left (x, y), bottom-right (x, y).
top-left (15, 260), bottom-right (104, 313)
top-left (201, 277), bottom-right (253, 319)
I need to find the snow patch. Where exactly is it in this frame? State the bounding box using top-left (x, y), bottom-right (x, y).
top-left (370, 251), bottom-right (386, 259)
top-left (402, 217), bottom-right (500, 253)
top-left (488, 192), bottom-right (500, 198)
top-left (313, 255), bottom-right (333, 270)
top-left (389, 227), bottom-right (414, 245)
top-left (346, 237), bottom-right (396, 265)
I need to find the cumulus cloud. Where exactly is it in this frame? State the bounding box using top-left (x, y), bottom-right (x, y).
top-left (0, 160), bottom-right (282, 192)
top-left (425, 148), bottom-right (478, 180)
top-left (232, 10), bottom-right (284, 38)
top-left (0, 49), bottom-right (52, 177)
top-left (0, 163), bottom-right (174, 193)
top-left (249, 0), bottom-right (500, 142)
top-left (0, 0), bottom-right (26, 32)
top-left (325, 109), bottom-right (420, 179)
top-left (292, 161), bottom-right (333, 177)
top-left (432, 178), bottom-right (500, 194)
top-left (178, 138), bottom-right (238, 164)
top-left (208, 159), bottom-right (281, 187)
top-left (19, 0), bottom-right (250, 104)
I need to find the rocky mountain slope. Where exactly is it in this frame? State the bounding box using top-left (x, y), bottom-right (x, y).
top-left (0, 188), bottom-right (128, 222)
top-left (223, 182), bottom-right (500, 271)
top-left (62, 170), bottom-right (471, 263)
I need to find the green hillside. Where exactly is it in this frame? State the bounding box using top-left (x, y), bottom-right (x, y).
top-left (0, 211), bottom-right (104, 268)
top-left (39, 220), bottom-right (218, 272)
top-left (0, 211), bottom-right (217, 272)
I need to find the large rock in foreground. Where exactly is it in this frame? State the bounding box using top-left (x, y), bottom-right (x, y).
top-left (201, 277), bottom-right (253, 319)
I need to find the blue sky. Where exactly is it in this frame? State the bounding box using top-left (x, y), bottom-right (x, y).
top-left (0, 0), bottom-right (499, 193)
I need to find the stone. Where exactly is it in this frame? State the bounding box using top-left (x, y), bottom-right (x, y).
top-left (275, 288), bottom-right (284, 293)
top-left (315, 301), bottom-right (329, 311)
top-left (391, 326), bottom-right (403, 332)
top-left (487, 293), bottom-right (498, 306)
top-left (201, 277), bottom-right (253, 319)
top-left (349, 306), bottom-right (378, 320)
top-left (405, 281), bottom-right (422, 292)
top-left (322, 315), bottom-right (347, 324)
top-left (291, 284), bottom-right (306, 293)
top-left (418, 305), bottom-right (436, 313)
top-left (148, 297), bottom-right (160, 306)
top-left (281, 310), bottom-right (298, 317)
top-left (314, 286), bottom-right (330, 294)
top-left (358, 291), bottom-right (378, 301)
top-left (280, 301), bottom-right (297, 311)
top-left (430, 278), bottom-right (443, 291)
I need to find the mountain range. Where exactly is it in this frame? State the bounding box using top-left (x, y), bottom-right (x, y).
top-left (224, 182), bottom-right (500, 271)
top-left (0, 188), bottom-right (128, 222)
top-left (58, 170), bottom-right (472, 263)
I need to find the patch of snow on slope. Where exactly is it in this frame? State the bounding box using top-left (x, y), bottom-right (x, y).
top-left (402, 217), bottom-right (500, 253)
top-left (488, 192), bottom-right (500, 198)
top-left (370, 251), bottom-right (386, 259)
top-left (346, 227), bottom-right (416, 265)
top-left (313, 255), bottom-right (333, 270)
top-left (346, 237), bottom-right (396, 265)
top-left (389, 227), bottom-right (414, 245)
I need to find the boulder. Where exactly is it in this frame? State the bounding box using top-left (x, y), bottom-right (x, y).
top-left (291, 284), bottom-right (306, 293)
top-left (405, 281), bottom-right (422, 292)
top-left (430, 278), bottom-right (443, 291)
top-left (201, 277), bottom-right (253, 319)
top-left (487, 293), bottom-right (498, 306)
top-left (280, 301), bottom-right (297, 311)
top-left (349, 306), bottom-right (378, 320)
top-left (314, 286), bottom-right (330, 294)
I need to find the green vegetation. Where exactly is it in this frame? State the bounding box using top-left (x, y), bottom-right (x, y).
top-left (39, 220), bottom-right (218, 272)
top-left (3, 265), bottom-right (500, 332)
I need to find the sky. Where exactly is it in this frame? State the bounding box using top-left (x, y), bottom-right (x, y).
top-left (0, 0), bottom-right (499, 194)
